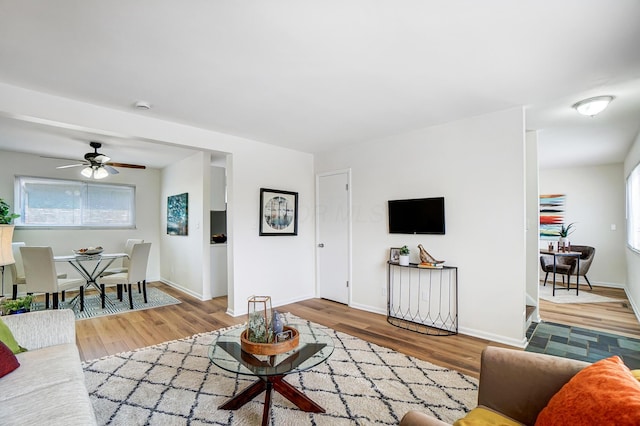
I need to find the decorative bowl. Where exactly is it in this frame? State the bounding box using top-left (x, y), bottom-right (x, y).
top-left (73, 247), bottom-right (104, 256)
top-left (240, 326), bottom-right (299, 355)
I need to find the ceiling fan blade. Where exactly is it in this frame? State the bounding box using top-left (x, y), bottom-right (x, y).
top-left (41, 155), bottom-right (84, 162)
top-left (56, 163), bottom-right (88, 169)
top-left (103, 164), bottom-right (119, 175)
top-left (106, 162), bottom-right (146, 170)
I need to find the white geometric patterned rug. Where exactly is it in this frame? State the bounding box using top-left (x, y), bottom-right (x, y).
top-left (82, 314), bottom-right (478, 425)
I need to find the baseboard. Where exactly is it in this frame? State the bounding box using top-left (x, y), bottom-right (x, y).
top-left (624, 288), bottom-right (640, 326)
top-left (349, 302), bottom-right (386, 316)
top-left (458, 325), bottom-right (527, 349)
top-left (159, 279), bottom-right (204, 300)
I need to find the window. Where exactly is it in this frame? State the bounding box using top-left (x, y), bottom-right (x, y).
top-left (627, 164), bottom-right (640, 251)
top-left (15, 176), bottom-right (135, 228)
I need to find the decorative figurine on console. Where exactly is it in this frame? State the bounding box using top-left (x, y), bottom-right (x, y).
top-left (418, 244), bottom-right (444, 264)
top-left (417, 244), bottom-right (445, 268)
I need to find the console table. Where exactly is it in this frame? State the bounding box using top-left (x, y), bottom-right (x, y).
top-left (387, 262), bottom-right (458, 335)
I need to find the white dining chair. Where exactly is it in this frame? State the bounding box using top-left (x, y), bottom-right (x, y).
top-left (99, 242), bottom-right (151, 309)
top-left (20, 246), bottom-right (86, 310)
top-left (9, 242), bottom-right (67, 300)
top-left (100, 238), bottom-right (144, 277)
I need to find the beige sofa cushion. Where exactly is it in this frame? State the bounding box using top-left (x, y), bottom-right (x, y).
top-left (0, 379), bottom-right (97, 426)
top-left (0, 343), bottom-right (83, 401)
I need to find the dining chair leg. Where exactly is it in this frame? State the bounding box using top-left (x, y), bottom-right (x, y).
top-left (53, 292), bottom-right (59, 309)
top-left (100, 284), bottom-right (106, 309)
top-left (61, 290), bottom-right (65, 302)
top-left (128, 283), bottom-right (134, 309)
top-left (45, 293), bottom-right (50, 309)
top-left (543, 272), bottom-right (549, 286)
top-left (12, 284), bottom-right (17, 300)
top-left (138, 282), bottom-right (141, 294)
top-left (116, 284), bottom-right (123, 301)
top-left (142, 280), bottom-right (147, 303)
top-left (80, 286), bottom-right (84, 312)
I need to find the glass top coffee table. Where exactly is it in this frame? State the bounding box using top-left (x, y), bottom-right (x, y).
top-left (209, 322), bottom-right (334, 426)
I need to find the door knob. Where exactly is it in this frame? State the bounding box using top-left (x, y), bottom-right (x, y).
top-left (318, 243), bottom-right (324, 248)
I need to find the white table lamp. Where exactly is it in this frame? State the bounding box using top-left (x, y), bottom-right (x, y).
top-left (0, 225), bottom-right (15, 297)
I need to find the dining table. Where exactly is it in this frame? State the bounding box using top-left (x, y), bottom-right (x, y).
top-left (54, 252), bottom-right (128, 309)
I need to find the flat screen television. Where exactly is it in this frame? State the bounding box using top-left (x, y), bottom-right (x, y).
top-left (388, 197), bottom-right (445, 234)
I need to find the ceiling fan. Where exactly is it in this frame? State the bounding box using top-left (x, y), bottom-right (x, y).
top-left (45, 142), bottom-right (146, 179)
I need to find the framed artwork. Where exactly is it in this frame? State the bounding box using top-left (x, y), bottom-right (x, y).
top-left (389, 247), bottom-right (401, 264)
top-left (540, 194), bottom-right (565, 239)
top-left (167, 192), bottom-right (188, 236)
top-left (259, 188), bottom-right (298, 236)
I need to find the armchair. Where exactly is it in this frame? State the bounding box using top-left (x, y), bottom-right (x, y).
top-left (400, 346), bottom-right (589, 426)
top-left (540, 245), bottom-right (595, 290)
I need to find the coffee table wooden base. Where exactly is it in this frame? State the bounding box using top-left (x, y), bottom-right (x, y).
top-left (219, 375), bottom-right (324, 426)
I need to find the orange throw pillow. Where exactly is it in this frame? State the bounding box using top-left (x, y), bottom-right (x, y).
top-left (535, 356), bottom-right (640, 425)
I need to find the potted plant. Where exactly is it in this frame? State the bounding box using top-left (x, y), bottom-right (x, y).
top-left (399, 245), bottom-right (410, 266)
top-left (2, 295), bottom-right (33, 315)
top-left (558, 222), bottom-right (575, 247)
top-left (0, 198), bottom-right (20, 224)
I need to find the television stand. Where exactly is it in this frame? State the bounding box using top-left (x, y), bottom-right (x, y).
top-left (387, 262), bottom-right (458, 336)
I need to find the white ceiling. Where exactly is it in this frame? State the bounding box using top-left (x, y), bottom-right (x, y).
top-left (0, 0), bottom-right (639, 169)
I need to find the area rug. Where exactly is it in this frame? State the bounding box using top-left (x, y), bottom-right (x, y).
top-left (32, 287), bottom-right (181, 320)
top-left (83, 314), bottom-right (478, 425)
top-left (538, 284), bottom-right (622, 304)
top-left (525, 321), bottom-right (640, 369)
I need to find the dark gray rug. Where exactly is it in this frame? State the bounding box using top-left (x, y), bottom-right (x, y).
top-left (82, 314), bottom-right (478, 425)
top-left (526, 321), bottom-right (640, 369)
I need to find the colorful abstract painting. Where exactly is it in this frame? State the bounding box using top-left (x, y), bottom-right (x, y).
top-left (540, 194), bottom-right (564, 239)
top-left (167, 192), bottom-right (188, 236)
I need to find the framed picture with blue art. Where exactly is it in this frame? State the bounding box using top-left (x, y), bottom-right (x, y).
top-left (259, 188), bottom-right (298, 236)
top-left (167, 192), bottom-right (188, 236)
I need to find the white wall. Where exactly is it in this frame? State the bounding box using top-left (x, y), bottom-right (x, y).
top-left (225, 143), bottom-right (316, 316)
top-left (315, 107), bottom-right (528, 346)
top-left (539, 163), bottom-right (626, 287)
top-left (525, 131), bottom-right (540, 323)
top-left (0, 150), bottom-right (160, 281)
top-left (624, 131), bottom-right (640, 319)
top-left (160, 152), bottom-right (210, 299)
top-left (0, 83), bottom-right (316, 316)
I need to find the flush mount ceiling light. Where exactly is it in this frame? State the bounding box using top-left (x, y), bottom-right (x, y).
top-left (572, 95), bottom-right (614, 117)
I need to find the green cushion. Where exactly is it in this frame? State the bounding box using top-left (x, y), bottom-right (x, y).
top-left (0, 317), bottom-right (27, 354)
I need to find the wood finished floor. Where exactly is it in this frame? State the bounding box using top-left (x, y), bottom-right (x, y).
top-left (75, 282), bottom-right (639, 379)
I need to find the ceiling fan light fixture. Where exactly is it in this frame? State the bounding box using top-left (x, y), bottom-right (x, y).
top-left (93, 167), bottom-right (109, 179)
top-left (572, 95), bottom-right (614, 117)
top-left (81, 166), bottom-right (94, 178)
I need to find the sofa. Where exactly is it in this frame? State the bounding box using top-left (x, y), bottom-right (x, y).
top-left (0, 309), bottom-right (97, 426)
top-left (400, 346), bottom-right (640, 426)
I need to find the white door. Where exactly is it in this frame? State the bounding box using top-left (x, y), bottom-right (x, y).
top-left (317, 171), bottom-right (350, 304)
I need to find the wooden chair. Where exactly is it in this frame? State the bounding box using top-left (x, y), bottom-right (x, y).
top-left (20, 246), bottom-right (85, 309)
top-left (98, 242), bottom-right (151, 309)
